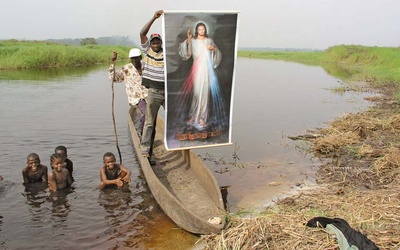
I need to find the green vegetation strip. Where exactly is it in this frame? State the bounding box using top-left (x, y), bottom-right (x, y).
top-left (0, 40), bottom-right (131, 69)
top-left (2, 41), bottom-right (399, 89)
top-left (239, 45), bottom-right (400, 87)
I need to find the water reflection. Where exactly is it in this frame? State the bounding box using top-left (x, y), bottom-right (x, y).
top-left (48, 188), bottom-right (73, 216)
top-left (24, 183), bottom-right (74, 227)
top-left (23, 183), bottom-right (48, 222)
top-left (98, 186), bottom-right (133, 215)
top-left (321, 63), bottom-right (361, 80)
top-left (97, 185), bottom-right (148, 248)
top-left (0, 179), bottom-right (5, 236)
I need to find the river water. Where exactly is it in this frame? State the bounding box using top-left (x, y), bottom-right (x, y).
top-left (0, 58), bottom-right (373, 249)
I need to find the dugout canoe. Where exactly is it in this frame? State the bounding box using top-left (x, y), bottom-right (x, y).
top-left (128, 108), bottom-right (226, 234)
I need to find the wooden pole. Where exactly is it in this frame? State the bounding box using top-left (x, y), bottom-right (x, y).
top-left (111, 61), bottom-right (122, 164)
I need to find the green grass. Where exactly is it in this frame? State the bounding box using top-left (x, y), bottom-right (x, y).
top-left (324, 45), bottom-right (400, 86)
top-left (238, 50), bottom-right (325, 66)
top-left (2, 41), bottom-right (399, 90)
top-left (239, 45), bottom-right (400, 87)
top-left (0, 40), bottom-right (131, 69)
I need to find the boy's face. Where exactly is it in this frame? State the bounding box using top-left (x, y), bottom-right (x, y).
top-left (27, 157), bottom-right (40, 172)
top-left (150, 39), bottom-right (162, 53)
top-left (51, 158), bottom-right (65, 172)
top-left (104, 156), bottom-right (116, 170)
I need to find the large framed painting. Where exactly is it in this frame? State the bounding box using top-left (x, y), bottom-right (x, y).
top-left (162, 11), bottom-right (239, 150)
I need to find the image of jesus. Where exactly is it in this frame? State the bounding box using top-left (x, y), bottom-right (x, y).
top-left (178, 22), bottom-right (225, 130)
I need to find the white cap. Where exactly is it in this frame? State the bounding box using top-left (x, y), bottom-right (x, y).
top-left (129, 48), bottom-right (141, 58)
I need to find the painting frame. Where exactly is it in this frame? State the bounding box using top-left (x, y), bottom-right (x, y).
top-left (162, 10), bottom-right (239, 150)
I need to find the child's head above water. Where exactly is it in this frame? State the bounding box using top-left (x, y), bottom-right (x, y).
top-left (103, 152), bottom-right (116, 169)
top-left (103, 152), bottom-right (116, 160)
top-left (27, 153), bottom-right (40, 172)
top-left (27, 152), bottom-right (40, 162)
top-left (55, 145), bottom-right (68, 158)
top-left (50, 153), bottom-right (65, 172)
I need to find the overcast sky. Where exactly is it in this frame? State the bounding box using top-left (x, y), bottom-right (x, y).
top-left (1, 0), bottom-right (399, 49)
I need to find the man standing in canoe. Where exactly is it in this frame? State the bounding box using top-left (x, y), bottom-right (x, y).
top-left (108, 48), bottom-right (148, 137)
top-left (139, 10), bottom-right (165, 166)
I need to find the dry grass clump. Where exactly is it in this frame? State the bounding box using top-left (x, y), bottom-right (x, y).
top-left (301, 107), bottom-right (400, 187)
top-left (373, 147), bottom-right (400, 184)
top-left (383, 114), bottom-right (400, 130)
top-left (358, 144), bottom-right (381, 157)
top-left (199, 185), bottom-right (400, 250)
top-left (329, 112), bottom-right (383, 132)
top-left (312, 129), bottom-right (360, 154)
top-left (314, 144), bottom-right (400, 188)
top-left (311, 112), bottom-right (384, 155)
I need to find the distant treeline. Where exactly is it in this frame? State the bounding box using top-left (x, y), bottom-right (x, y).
top-left (46, 36), bottom-right (136, 47)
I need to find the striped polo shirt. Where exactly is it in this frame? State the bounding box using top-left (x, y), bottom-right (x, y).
top-left (141, 40), bottom-right (164, 89)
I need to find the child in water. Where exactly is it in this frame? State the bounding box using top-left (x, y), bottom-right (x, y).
top-left (48, 153), bottom-right (72, 192)
top-left (99, 152), bottom-right (131, 189)
top-left (55, 145), bottom-right (73, 179)
top-left (22, 153), bottom-right (48, 184)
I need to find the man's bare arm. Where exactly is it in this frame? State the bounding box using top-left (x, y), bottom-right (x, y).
top-left (140, 10), bottom-right (163, 44)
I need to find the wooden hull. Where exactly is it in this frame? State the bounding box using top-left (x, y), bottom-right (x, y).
top-left (128, 108), bottom-right (225, 234)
